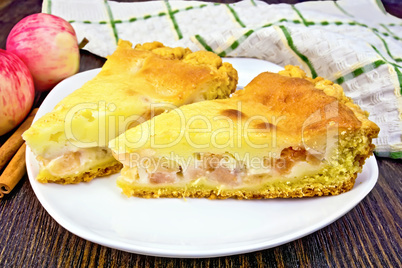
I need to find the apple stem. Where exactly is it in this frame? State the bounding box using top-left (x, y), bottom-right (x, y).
top-left (78, 38), bottom-right (89, 49)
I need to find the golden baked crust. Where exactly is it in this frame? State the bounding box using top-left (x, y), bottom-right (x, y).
top-left (118, 173), bottom-right (357, 199)
top-left (38, 161), bottom-right (123, 184)
top-left (111, 65), bottom-right (379, 199)
top-left (23, 40), bottom-right (238, 184)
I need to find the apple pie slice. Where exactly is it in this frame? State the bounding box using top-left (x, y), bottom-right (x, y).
top-left (23, 40), bottom-right (238, 184)
top-left (110, 65), bottom-right (379, 199)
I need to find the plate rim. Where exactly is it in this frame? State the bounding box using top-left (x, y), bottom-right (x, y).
top-left (27, 149), bottom-right (378, 258)
top-left (26, 58), bottom-right (379, 258)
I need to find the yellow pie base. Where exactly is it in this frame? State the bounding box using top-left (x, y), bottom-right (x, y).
top-left (117, 172), bottom-right (357, 199)
top-left (37, 160), bottom-right (123, 184)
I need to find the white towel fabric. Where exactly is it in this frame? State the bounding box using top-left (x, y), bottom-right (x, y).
top-left (42, 0), bottom-right (402, 158)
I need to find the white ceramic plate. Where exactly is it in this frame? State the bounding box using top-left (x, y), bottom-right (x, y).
top-left (26, 58), bottom-right (378, 258)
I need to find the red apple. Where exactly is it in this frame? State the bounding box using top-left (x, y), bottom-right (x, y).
top-left (6, 13), bottom-right (79, 91)
top-left (0, 49), bottom-right (35, 136)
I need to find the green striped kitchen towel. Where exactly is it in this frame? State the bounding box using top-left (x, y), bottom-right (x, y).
top-left (42, 0), bottom-right (402, 159)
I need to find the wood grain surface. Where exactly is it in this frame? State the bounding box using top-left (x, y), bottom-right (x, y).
top-left (1, 1), bottom-right (401, 267)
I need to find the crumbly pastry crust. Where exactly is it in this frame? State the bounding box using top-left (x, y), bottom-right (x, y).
top-left (23, 40), bottom-right (238, 184)
top-left (37, 162), bottom-right (123, 184)
top-left (118, 174), bottom-right (357, 199)
top-left (113, 65), bottom-right (380, 199)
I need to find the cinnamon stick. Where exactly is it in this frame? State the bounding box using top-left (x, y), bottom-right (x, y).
top-left (0, 143), bottom-right (26, 196)
top-left (0, 108), bottom-right (37, 171)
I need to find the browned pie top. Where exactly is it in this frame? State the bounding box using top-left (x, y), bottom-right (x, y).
top-left (232, 71), bottom-right (363, 136)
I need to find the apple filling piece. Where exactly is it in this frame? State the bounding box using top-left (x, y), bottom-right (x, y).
top-left (37, 147), bottom-right (116, 177)
top-left (120, 147), bottom-right (322, 188)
